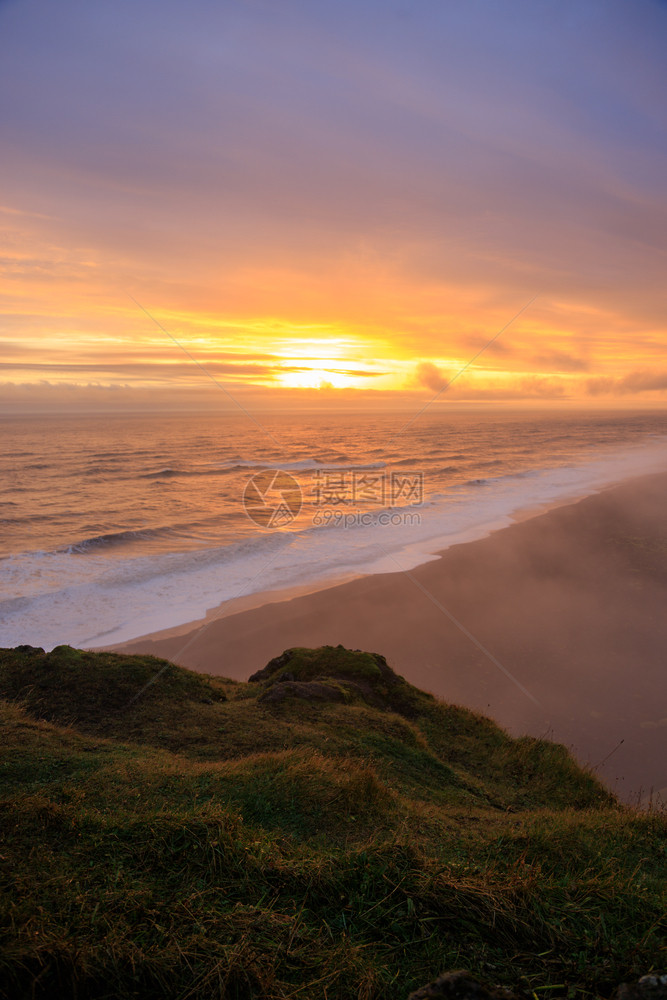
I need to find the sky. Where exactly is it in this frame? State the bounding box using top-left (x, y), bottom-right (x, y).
top-left (1, 0), bottom-right (666, 411)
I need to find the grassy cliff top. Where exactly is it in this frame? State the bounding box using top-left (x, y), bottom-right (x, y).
top-left (0, 644), bottom-right (664, 1000)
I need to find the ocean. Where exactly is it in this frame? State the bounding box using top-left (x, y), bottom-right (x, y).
top-left (2, 408), bottom-right (667, 652)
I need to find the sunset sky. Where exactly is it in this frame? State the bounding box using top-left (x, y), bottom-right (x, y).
top-left (1, 0), bottom-right (666, 411)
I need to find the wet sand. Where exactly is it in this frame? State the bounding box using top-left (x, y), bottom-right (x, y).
top-left (116, 472), bottom-right (667, 804)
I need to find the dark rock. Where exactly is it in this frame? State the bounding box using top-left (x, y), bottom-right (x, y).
top-left (613, 975), bottom-right (667, 1000)
top-left (409, 972), bottom-right (667, 1000)
top-left (249, 649), bottom-right (294, 683)
top-left (14, 645), bottom-right (45, 655)
top-left (408, 970), bottom-right (516, 1000)
top-left (370, 651), bottom-right (398, 684)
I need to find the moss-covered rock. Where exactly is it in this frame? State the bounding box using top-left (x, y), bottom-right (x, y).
top-left (250, 644), bottom-right (423, 716)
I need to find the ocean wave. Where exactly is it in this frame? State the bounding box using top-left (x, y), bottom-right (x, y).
top-left (142, 465), bottom-right (266, 479)
top-left (142, 459), bottom-right (389, 478)
top-left (62, 526), bottom-right (176, 554)
top-left (82, 464), bottom-right (138, 477)
top-left (0, 512), bottom-right (75, 526)
top-left (393, 457), bottom-right (429, 467)
top-left (141, 468), bottom-right (188, 479)
top-left (221, 459), bottom-right (324, 471)
top-left (220, 458), bottom-right (387, 472)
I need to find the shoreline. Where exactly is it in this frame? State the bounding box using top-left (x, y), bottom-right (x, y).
top-left (114, 470), bottom-right (667, 805)
top-left (104, 477), bottom-right (627, 653)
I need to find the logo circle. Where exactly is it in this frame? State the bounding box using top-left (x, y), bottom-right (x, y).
top-left (243, 470), bottom-right (302, 528)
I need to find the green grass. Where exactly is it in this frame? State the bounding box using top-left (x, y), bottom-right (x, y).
top-left (0, 644), bottom-right (664, 999)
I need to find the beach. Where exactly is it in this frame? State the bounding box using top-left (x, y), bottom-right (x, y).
top-left (116, 470), bottom-right (667, 805)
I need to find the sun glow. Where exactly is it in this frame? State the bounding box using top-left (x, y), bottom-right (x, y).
top-left (274, 333), bottom-right (376, 389)
top-left (278, 366), bottom-right (356, 389)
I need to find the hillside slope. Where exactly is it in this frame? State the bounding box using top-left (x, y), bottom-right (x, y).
top-left (0, 644), bottom-right (664, 999)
